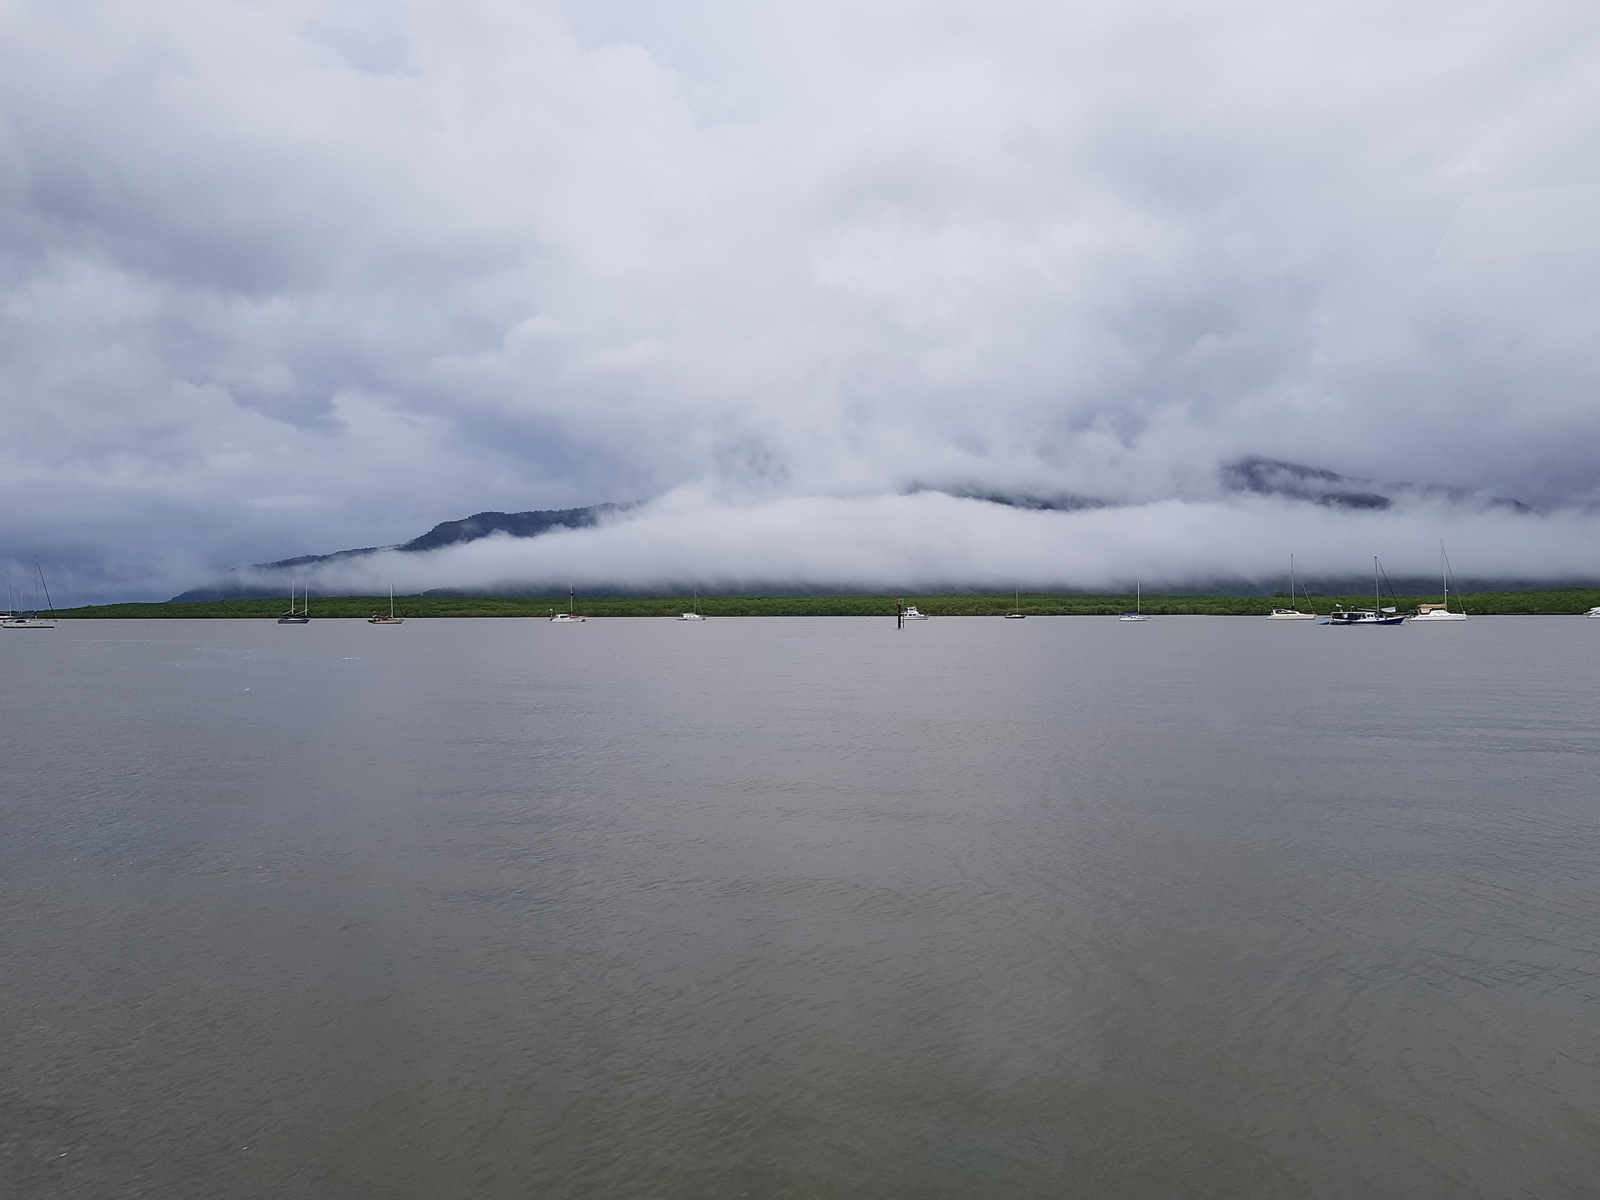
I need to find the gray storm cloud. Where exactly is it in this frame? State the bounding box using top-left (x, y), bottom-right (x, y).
top-left (2, 0), bottom-right (1600, 601)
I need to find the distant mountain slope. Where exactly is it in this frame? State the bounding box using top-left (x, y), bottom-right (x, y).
top-left (1222, 456), bottom-right (1532, 512)
top-left (171, 505), bottom-right (618, 601)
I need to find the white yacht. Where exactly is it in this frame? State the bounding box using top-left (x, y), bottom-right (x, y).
top-left (1, 612), bottom-right (55, 630)
top-left (1266, 554), bottom-right (1317, 620)
top-left (551, 587), bottom-right (586, 622)
top-left (1118, 582), bottom-right (1151, 622)
top-left (3, 563), bottom-right (59, 628)
top-left (1409, 543), bottom-right (1468, 623)
top-left (1585, 606), bottom-right (1600, 619)
top-left (678, 590), bottom-right (706, 620)
top-left (901, 605), bottom-right (929, 620)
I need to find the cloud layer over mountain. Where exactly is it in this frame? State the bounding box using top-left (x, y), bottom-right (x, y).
top-left (3, 0), bottom-right (1600, 601)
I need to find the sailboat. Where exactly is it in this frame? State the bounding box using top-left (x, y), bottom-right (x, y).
top-left (277, 581), bottom-right (310, 624)
top-left (677, 589), bottom-right (706, 620)
top-left (1, 562), bottom-right (57, 629)
top-left (1324, 558), bottom-right (1405, 625)
top-left (368, 584), bottom-right (405, 625)
top-left (1004, 589), bottom-right (1026, 618)
top-left (1409, 543), bottom-right (1468, 623)
top-left (1118, 582), bottom-right (1151, 622)
top-left (550, 586), bottom-right (586, 622)
top-left (1266, 554), bottom-right (1317, 620)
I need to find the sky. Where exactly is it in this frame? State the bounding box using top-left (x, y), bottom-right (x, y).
top-left (4, 0), bottom-right (1600, 603)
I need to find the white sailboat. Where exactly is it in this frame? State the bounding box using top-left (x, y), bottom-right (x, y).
top-left (277, 581), bottom-right (309, 624)
top-left (1004, 589), bottom-right (1026, 618)
top-left (678, 589), bottom-right (705, 620)
top-left (551, 586), bottom-right (586, 622)
top-left (1409, 543), bottom-right (1468, 623)
top-left (368, 584), bottom-right (404, 624)
top-left (1266, 554), bottom-right (1317, 620)
top-left (1, 562), bottom-right (56, 629)
top-left (1118, 582), bottom-right (1151, 622)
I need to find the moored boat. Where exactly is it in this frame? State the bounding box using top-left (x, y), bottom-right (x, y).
top-left (368, 584), bottom-right (404, 624)
top-left (1118, 582), bottom-right (1151, 621)
top-left (278, 581), bottom-right (309, 624)
top-left (3, 563), bottom-right (58, 628)
top-left (1, 611), bottom-right (55, 629)
top-left (551, 586), bottom-right (586, 622)
top-left (1408, 543), bottom-right (1468, 623)
top-left (1323, 558), bottom-right (1405, 625)
top-left (1266, 554), bottom-right (1317, 620)
top-left (1325, 608), bottom-right (1405, 626)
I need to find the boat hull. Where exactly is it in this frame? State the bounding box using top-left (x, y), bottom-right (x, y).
top-left (1266, 610), bottom-right (1317, 621)
top-left (1409, 611), bottom-right (1467, 623)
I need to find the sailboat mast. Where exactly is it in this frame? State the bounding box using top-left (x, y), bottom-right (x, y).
top-left (35, 560), bottom-right (54, 614)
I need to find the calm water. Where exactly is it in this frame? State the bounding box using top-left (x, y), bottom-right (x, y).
top-left (2, 616), bottom-right (1598, 1198)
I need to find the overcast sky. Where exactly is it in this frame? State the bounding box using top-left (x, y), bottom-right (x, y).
top-left (4, 0), bottom-right (1600, 602)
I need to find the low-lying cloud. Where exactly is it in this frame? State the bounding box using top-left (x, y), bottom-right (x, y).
top-left (226, 488), bottom-right (1600, 598)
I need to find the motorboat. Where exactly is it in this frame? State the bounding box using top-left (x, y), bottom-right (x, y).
top-left (1266, 554), bottom-right (1317, 620)
top-left (1585, 606), bottom-right (1600, 619)
top-left (1409, 543), bottom-right (1468, 623)
top-left (901, 605), bottom-right (929, 620)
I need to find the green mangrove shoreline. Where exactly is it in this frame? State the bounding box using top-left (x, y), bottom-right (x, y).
top-left (41, 588), bottom-right (1600, 619)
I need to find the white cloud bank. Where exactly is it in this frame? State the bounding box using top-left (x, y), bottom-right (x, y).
top-left (228, 489), bottom-right (1600, 598)
top-left (3, 0), bottom-right (1600, 600)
